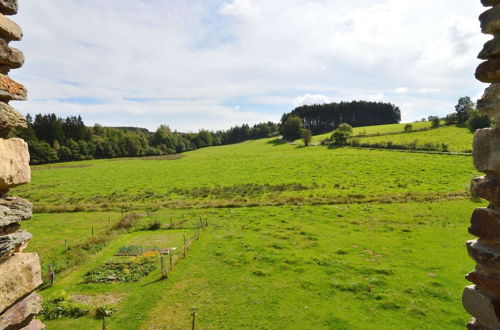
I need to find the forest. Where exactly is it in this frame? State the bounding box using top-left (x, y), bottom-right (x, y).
top-left (281, 101), bottom-right (402, 134)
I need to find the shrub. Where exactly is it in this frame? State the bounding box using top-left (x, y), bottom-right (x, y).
top-left (280, 116), bottom-right (303, 141)
top-left (111, 213), bottom-right (141, 230)
top-left (404, 124), bottom-right (413, 133)
top-left (300, 129), bottom-right (312, 146)
top-left (430, 116), bottom-right (440, 128)
top-left (95, 305), bottom-right (117, 319)
top-left (330, 124), bottom-right (353, 146)
top-left (41, 291), bottom-right (90, 320)
top-left (84, 258), bottom-right (156, 283)
top-left (147, 219), bottom-right (162, 230)
top-left (467, 109), bottom-right (492, 132)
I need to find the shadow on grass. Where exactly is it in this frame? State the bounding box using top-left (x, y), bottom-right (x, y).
top-left (266, 138), bottom-right (287, 146)
top-left (141, 277), bottom-right (166, 287)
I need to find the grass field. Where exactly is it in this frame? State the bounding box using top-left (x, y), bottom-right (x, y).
top-left (15, 130), bottom-right (479, 329)
top-left (311, 121), bottom-right (437, 143)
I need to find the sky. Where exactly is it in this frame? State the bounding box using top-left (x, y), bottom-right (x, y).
top-left (8, 0), bottom-right (490, 132)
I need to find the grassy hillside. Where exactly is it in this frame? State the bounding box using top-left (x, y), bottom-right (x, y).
top-left (311, 121), bottom-right (436, 143)
top-left (15, 128), bottom-right (479, 329)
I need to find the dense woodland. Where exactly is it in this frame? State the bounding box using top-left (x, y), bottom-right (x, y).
top-left (12, 114), bottom-right (280, 164)
top-left (281, 101), bottom-right (402, 134)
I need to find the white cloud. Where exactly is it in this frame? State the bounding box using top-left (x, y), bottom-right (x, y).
top-left (9, 0), bottom-right (489, 130)
top-left (293, 94), bottom-right (332, 107)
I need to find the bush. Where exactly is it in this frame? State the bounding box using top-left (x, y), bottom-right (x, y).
top-left (281, 116), bottom-right (303, 141)
top-left (430, 116), bottom-right (440, 128)
top-left (300, 129), bottom-right (312, 146)
top-left (404, 124), bottom-right (413, 132)
top-left (111, 213), bottom-right (141, 230)
top-left (467, 110), bottom-right (492, 132)
top-left (146, 220), bottom-right (162, 230)
top-left (330, 124), bottom-right (353, 146)
top-left (96, 305), bottom-right (117, 319)
top-left (41, 291), bottom-right (90, 320)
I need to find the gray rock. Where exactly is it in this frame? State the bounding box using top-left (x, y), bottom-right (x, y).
top-left (470, 207), bottom-right (500, 240)
top-left (20, 319), bottom-right (45, 330)
top-left (467, 239), bottom-right (500, 270)
top-left (0, 74), bottom-right (26, 101)
top-left (0, 230), bottom-right (31, 262)
top-left (479, 34), bottom-right (500, 59)
top-left (0, 0), bottom-right (17, 15)
top-left (473, 128), bottom-right (500, 174)
top-left (471, 176), bottom-right (500, 203)
top-left (476, 58), bottom-right (500, 83)
top-left (480, 6), bottom-right (500, 35)
top-left (0, 196), bottom-right (32, 235)
top-left (482, 0), bottom-right (500, 7)
top-left (0, 102), bottom-right (26, 138)
top-left (477, 84), bottom-right (500, 123)
top-left (0, 138), bottom-right (31, 191)
top-left (0, 292), bottom-right (42, 329)
top-left (462, 285), bottom-right (500, 329)
top-left (0, 253), bottom-right (42, 314)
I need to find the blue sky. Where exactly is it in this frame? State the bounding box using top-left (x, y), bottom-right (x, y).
top-left (8, 0), bottom-right (489, 132)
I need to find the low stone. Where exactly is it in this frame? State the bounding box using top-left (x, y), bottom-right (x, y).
top-left (0, 38), bottom-right (23, 69)
top-left (0, 13), bottom-right (20, 41)
top-left (480, 34), bottom-right (500, 59)
top-left (470, 208), bottom-right (500, 240)
top-left (483, 0), bottom-right (500, 7)
top-left (463, 285), bottom-right (500, 329)
top-left (0, 102), bottom-right (26, 137)
top-left (0, 292), bottom-right (42, 329)
top-left (481, 6), bottom-right (500, 35)
top-left (477, 84), bottom-right (500, 123)
top-left (0, 196), bottom-right (32, 235)
top-left (0, 0), bottom-right (17, 15)
top-left (467, 318), bottom-right (488, 330)
top-left (0, 230), bottom-right (31, 262)
top-left (476, 58), bottom-right (500, 83)
top-left (471, 176), bottom-right (500, 203)
top-left (472, 128), bottom-right (500, 175)
top-left (20, 319), bottom-right (45, 330)
top-left (0, 253), bottom-right (42, 314)
top-left (467, 270), bottom-right (500, 296)
top-left (0, 138), bottom-right (30, 191)
top-left (0, 74), bottom-right (26, 101)
top-left (467, 239), bottom-right (500, 269)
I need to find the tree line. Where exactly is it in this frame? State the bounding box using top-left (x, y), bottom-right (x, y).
top-left (11, 114), bottom-right (280, 164)
top-left (281, 101), bottom-right (401, 134)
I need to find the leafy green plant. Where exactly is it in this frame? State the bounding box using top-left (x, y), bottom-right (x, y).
top-left (96, 305), bottom-right (117, 319)
top-left (84, 258), bottom-right (156, 283)
top-left (41, 290), bottom-right (90, 320)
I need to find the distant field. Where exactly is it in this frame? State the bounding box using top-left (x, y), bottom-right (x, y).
top-left (13, 138), bottom-right (476, 212)
top-left (32, 200), bottom-right (478, 329)
top-left (357, 126), bottom-right (473, 153)
top-left (311, 121), bottom-right (436, 143)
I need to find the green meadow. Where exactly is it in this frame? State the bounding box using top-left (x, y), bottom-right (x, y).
top-left (15, 127), bottom-right (480, 329)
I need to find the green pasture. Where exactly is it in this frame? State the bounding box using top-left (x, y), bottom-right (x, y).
top-left (30, 200), bottom-right (478, 329)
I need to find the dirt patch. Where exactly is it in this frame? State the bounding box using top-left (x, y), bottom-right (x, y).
top-left (70, 293), bottom-right (126, 305)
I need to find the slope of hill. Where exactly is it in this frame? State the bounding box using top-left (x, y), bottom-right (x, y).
top-left (16, 126), bottom-right (478, 329)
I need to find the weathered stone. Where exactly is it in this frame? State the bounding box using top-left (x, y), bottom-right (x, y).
top-left (0, 230), bottom-right (30, 262)
top-left (20, 318), bottom-right (45, 330)
top-left (467, 270), bottom-right (500, 296)
top-left (0, 38), bottom-right (23, 69)
top-left (0, 13), bottom-right (20, 41)
top-left (0, 74), bottom-right (26, 101)
top-left (476, 58), bottom-right (500, 83)
top-left (0, 0), bottom-right (17, 16)
top-left (0, 102), bottom-right (26, 137)
top-left (463, 285), bottom-right (500, 329)
top-left (471, 176), bottom-right (500, 203)
top-left (0, 138), bottom-right (30, 191)
top-left (483, 0), bottom-right (500, 7)
top-left (480, 34), bottom-right (500, 59)
top-left (477, 84), bottom-right (500, 123)
top-left (0, 196), bottom-right (32, 235)
top-left (0, 253), bottom-right (42, 314)
top-left (472, 128), bottom-right (500, 175)
top-left (0, 292), bottom-right (42, 329)
top-left (467, 318), bottom-right (488, 330)
top-left (481, 6), bottom-right (500, 35)
top-left (470, 208), bottom-right (500, 240)
top-left (467, 239), bottom-right (500, 269)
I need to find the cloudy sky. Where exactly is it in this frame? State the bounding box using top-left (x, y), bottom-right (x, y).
top-left (9, 0), bottom-right (489, 132)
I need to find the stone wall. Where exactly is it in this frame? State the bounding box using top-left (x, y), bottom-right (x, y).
top-left (464, 1), bottom-right (500, 329)
top-left (0, 1), bottom-right (44, 329)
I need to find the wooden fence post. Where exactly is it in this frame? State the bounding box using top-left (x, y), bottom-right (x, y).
top-left (161, 254), bottom-right (167, 278)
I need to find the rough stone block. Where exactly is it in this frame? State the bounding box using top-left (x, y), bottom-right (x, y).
top-left (472, 128), bottom-right (500, 175)
top-left (0, 292), bottom-right (42, 329)
top-left (20, 318), bottom-right (45, 330)
top-left (467, 239), bottom-right (500, 269)
top-left (477, 84), bottom-right (500, 123)
top-left (483, 0), bottom-right (500, 7)
top-left (470, 207), bottom-right (500, 240)
top-left (0, 0), bottom-right (17, 15)
top-left (0, 102), bottom-right (26, 137)
top-left (0, 253), bottom-right (42, 314)
top-left (471, 176), bottom-right (500, 203)
top-left (0, 74), bottom-right (26, 101)
top-left (481, 6), bottom-right (500, 35)
top-left (0, 196), bottom-right (32, 235)
top-left (476, 58), bottom-right (500, 83)
top-left (0, 138), bottom-right (30, 191)
top-left (467, 270), bottom-right (500, 296)
top-left (0, 38), bottom-right (23, 69)
top-left (0, 230), bottom-right (31, 262)
top-left (0, 13), bottom-right (20, 41)
top-left (467, 318), bottom-right (488, 330)
top-left (463, 285), bottom-right (500, 329)
top-left (480, 34), bottom-right (500, 59)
